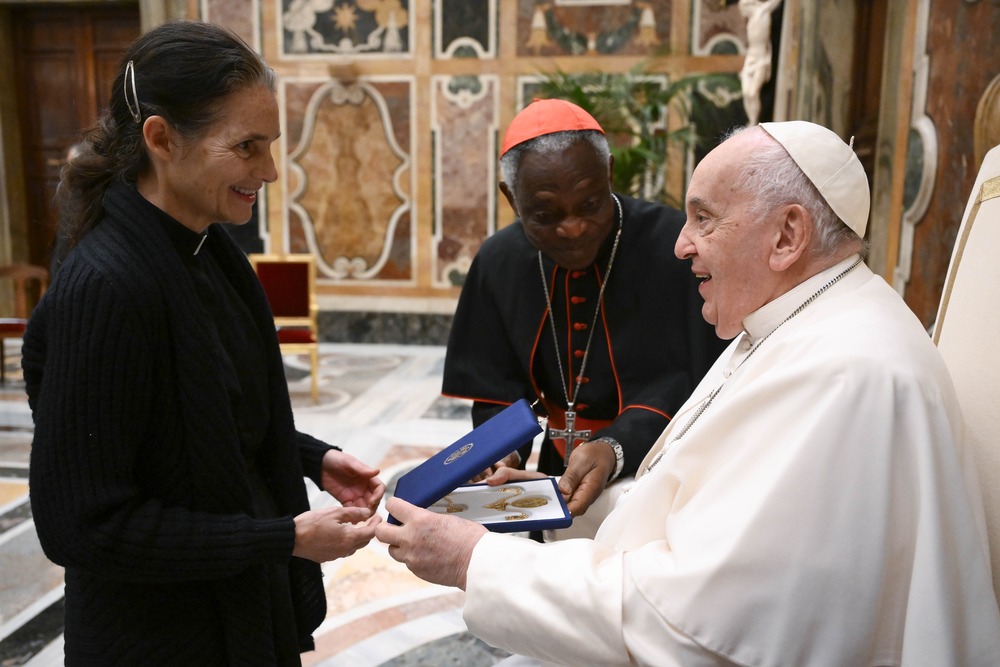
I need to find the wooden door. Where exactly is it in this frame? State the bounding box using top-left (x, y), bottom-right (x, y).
top-left (11, 5), bottom-right (139, 267)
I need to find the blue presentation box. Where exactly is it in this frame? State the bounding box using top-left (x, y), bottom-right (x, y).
top-left (388, 399), bottom-right (572, 532)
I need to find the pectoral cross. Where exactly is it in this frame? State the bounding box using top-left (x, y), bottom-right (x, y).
top-left (548, 409), bottom-right (591, 466)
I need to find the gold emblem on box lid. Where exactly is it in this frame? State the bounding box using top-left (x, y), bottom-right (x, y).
top-left (444, 442), bottom-right (473, 464)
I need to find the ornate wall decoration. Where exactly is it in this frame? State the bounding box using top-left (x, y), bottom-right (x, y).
top-left (284, 78), bottom-right (414, 282)
top-left (431, 75), bottom-right (499, 287)
top-left (892, 0), bottom-right (937, 296)
top-left (281, 0), bottom-right (411, 57)
top-left (518, 0), bottom-right (671, 56)
top-left (691, 0), bottom-right (745, 55)
top-left (435, 0), bottom-right (496, 58)
top-left (189, 1), bottom-right (747, 316)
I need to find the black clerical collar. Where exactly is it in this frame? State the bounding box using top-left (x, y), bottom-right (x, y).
top-left (106, 183), bottom-right (210, 259)
top-left (151, 203), bottom-right (211, 258)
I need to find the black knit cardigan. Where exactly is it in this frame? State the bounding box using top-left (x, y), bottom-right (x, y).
top-left (23, 184), bottom-right (333, 666)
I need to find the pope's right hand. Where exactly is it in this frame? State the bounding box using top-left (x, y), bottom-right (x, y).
top-left (375, 497), bottom-right (486, 590)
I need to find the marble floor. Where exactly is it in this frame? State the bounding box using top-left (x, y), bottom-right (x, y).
top-left (0, 341), bottom-right (521, 666)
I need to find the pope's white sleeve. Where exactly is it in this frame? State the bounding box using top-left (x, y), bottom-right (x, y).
top-left (463, 532), bottom-right (736, 667)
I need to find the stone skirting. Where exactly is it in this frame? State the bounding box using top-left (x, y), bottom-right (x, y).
top-left (318, 311), bottom-right (453, 346)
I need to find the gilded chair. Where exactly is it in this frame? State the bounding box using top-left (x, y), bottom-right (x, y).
top-left (0, 263), bottom-right (49, 384)
top-left (933, 144), bottom-right (1000, 605)
top-left (248, 254), bottom-right (320, 403)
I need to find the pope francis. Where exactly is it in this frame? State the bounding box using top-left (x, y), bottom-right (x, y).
top-left (375, 120), bottom-right (1000, 666)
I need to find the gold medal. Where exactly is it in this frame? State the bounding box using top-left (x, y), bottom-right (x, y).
top-left (432, 495), bottom-right (467, 514)
top-left (485, 486), bottom-right (549, 515)
top-left (484, 485), bottom-right (527, 511)
top-left (511, 496), bottom-right (548, 509)
top-left (484, 498), bottom-right (510, 511)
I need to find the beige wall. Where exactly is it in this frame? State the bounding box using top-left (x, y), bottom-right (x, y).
top-left (195, 0), bottom-right (748, 314)
top-left (3, 0), bottom-right (996, 332)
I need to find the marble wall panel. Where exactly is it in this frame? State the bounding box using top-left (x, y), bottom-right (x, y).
top-left (280, 0), bottom-right (412, 57)
top-left (201, 0), bottom-right (259, 49)
top-left (517, 0), bottom-right (673, 56)
top-left (435, 0), bottom-right (496, 58)
top-left (284, 78), bottom-right (414, 282)
top-left (432, 75), bottom-right (498, 287)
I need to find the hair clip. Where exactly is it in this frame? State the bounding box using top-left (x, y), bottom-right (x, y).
top-left (124, 60), bottom-right (142, 124)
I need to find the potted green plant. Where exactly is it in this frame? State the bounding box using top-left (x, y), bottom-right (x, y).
top-left (528, 64), bottom-right (743, 205)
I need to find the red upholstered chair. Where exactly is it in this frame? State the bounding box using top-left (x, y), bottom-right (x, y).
top-left (0, 263), bottom-right (49, 384)
top-left (248, 254), bottom-right (320, 403)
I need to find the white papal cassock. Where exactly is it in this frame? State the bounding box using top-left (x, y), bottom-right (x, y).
top-left (463, 256), bottom-right (1000, 666)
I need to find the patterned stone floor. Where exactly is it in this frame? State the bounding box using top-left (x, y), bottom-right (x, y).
top-left (0, 342), bottom-right (515, 666)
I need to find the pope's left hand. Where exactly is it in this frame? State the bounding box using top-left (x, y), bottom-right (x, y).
top-left (321, 449), bottom-right (385, 511)
top-left (375, 497), bottom-right (487, 590)
top-left (558, 439), bottom-right (616, 517)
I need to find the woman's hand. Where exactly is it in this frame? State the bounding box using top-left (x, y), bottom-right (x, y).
top-left (292, 506), bottom-right (381, 563)
top-left (320, 449), bottom-right (385, 511)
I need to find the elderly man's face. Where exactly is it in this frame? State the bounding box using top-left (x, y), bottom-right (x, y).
top-left (502, 139), bottom-right (615, 270)
top-left (675, 131), bottom-right (781, 339)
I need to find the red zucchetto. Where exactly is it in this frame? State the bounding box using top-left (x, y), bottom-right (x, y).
top-left (499, 98), bottom-right (605, 157)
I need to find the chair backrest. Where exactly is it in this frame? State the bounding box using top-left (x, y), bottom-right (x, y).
top-left (933, 144), bottom-right (1000, 604)
top-left (0, 263), bottom-right (49, 319)
top-left (248, 253), bottom-right (317, 324)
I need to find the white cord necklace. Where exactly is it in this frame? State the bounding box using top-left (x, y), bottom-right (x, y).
top-left (645, 256), bottom-right (864, 473)
top-left (537, 194), bottom-right (623, 464)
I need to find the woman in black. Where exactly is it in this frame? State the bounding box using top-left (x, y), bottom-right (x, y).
top-left (24, 20), bottom-right (384, 665)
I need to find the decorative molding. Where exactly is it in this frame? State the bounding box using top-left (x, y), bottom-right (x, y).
top-left (892, 0), bottom-right (938, 296)
top-left (699, 32), bottom-right (743, 56)
top-left (430, 74), bottom-right (499, 288)
top-left (691, 0), bottom-right (746, 56)
top-left (435, 0), bottom-right (496, 59)
top-left (523, 0), bottom-right (665, 56)
top-left (285, 77), bottom-right (414, 283)
top-left (279, 0), bottom-right (412, 59)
